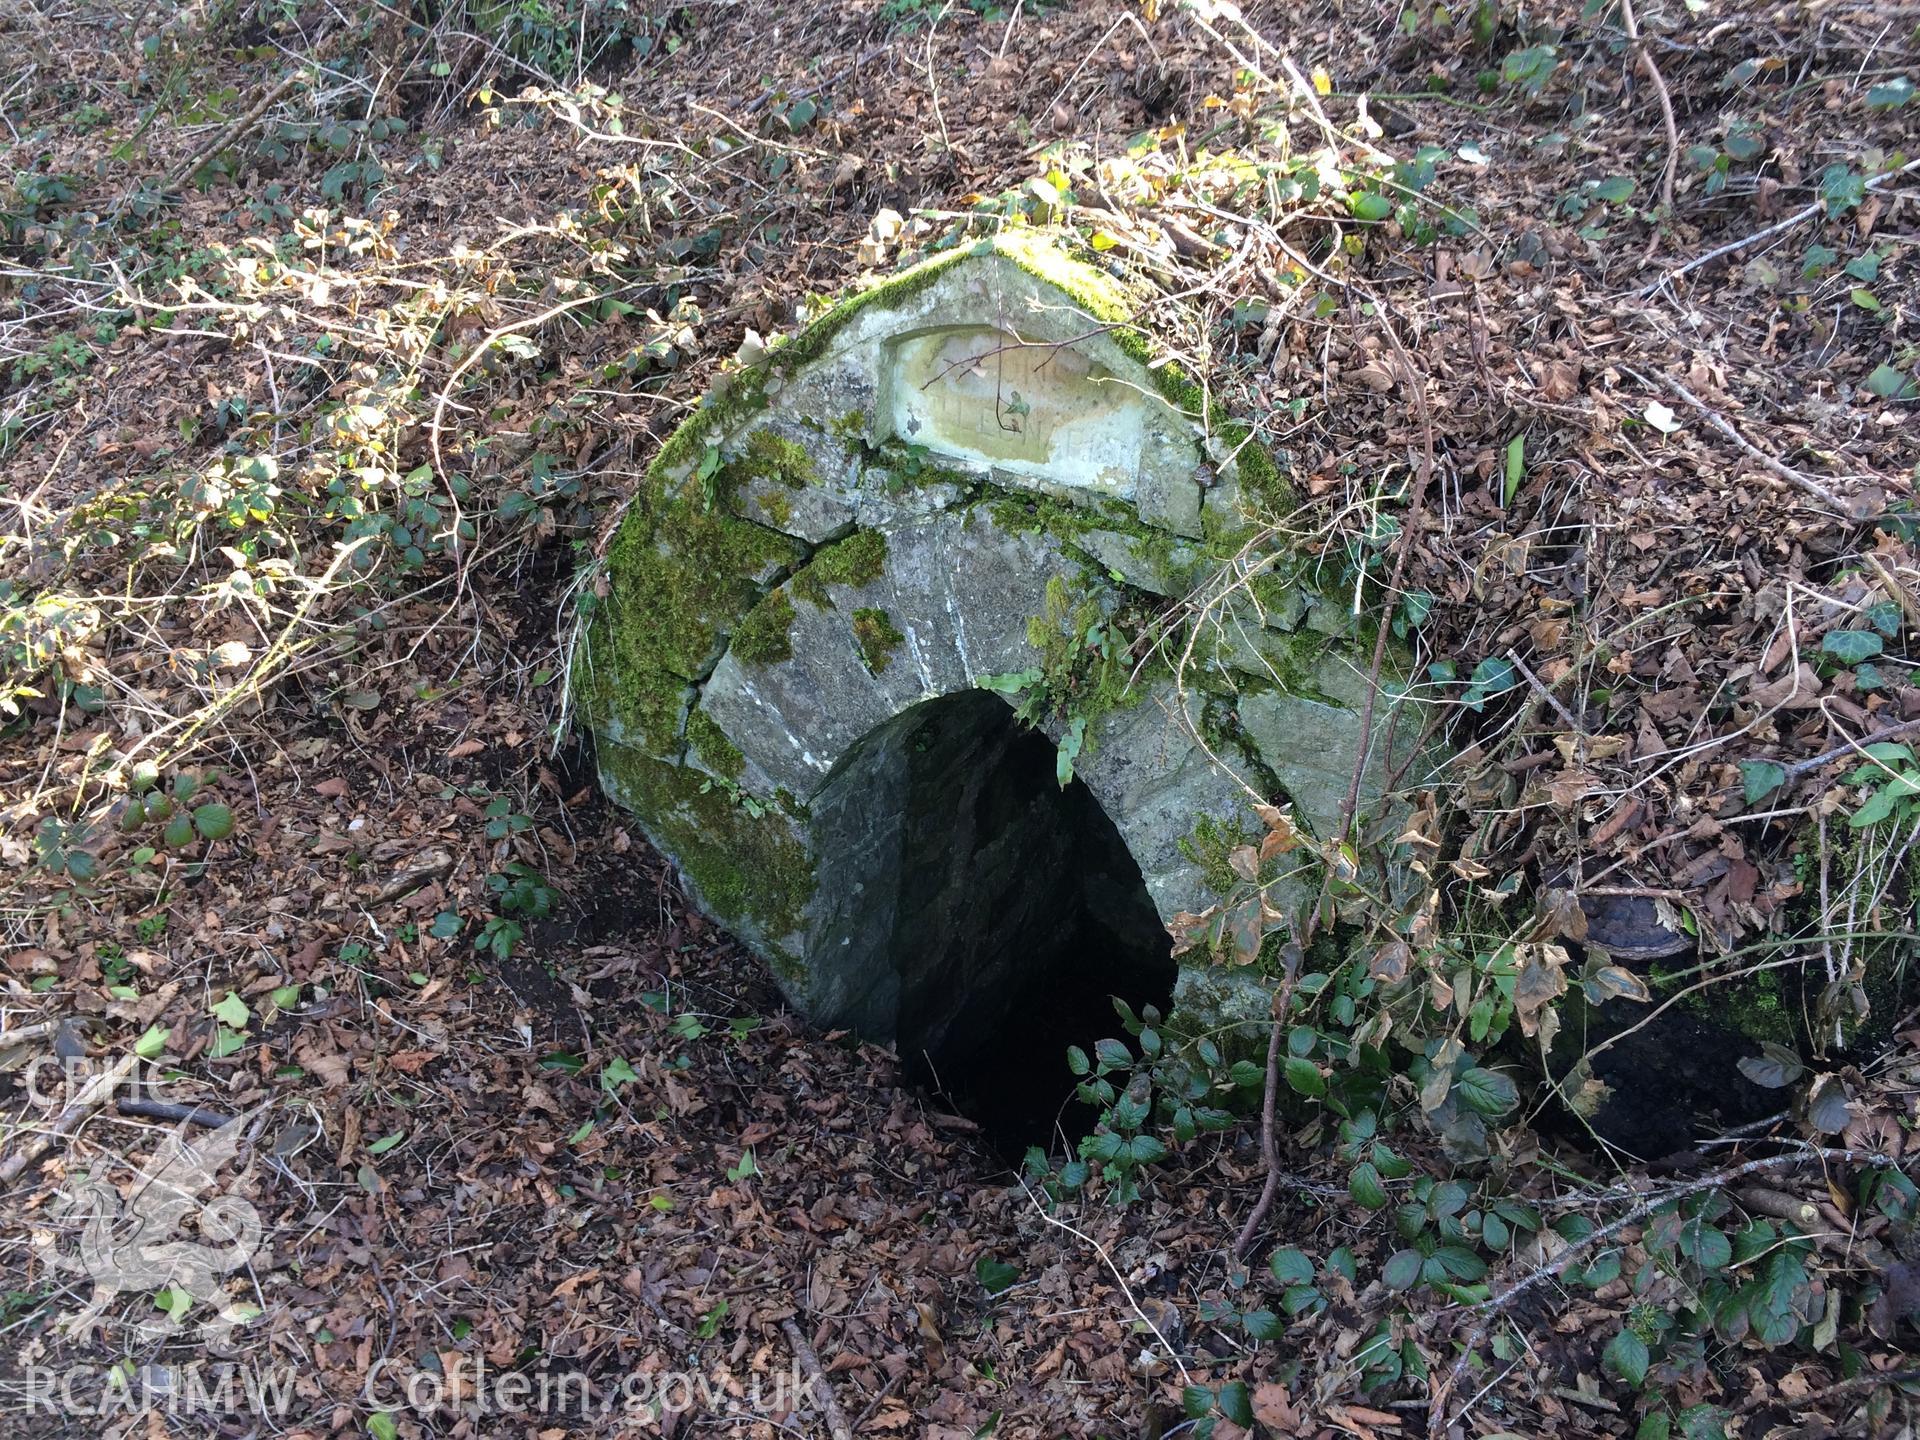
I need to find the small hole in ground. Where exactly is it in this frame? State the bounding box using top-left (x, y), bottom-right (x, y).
top-left (814, 691), bottom-right (1174, 1162)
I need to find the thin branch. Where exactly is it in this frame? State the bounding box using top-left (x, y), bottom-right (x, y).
top-left (1233, 301), bottom-right (1437, 1262)
top-left (780, 1317), bottom-right (854, 1440)
top-left (0, 1053), bottom-right (139, 1187)
top-left (1731, 1365), bottom-right (1920, 1418)
top-left (1784, 716), bottom-right (1920, 779)
top-left (1622, 366), bottom-right (1868, 520)
top-left (1429, 1144), bottom-right (1904, 1437)
top-left (1019, 1178), bottom-right (1193, 1385)
top-left (1231, 941), bottom-right (1302, 1259)
top-left (162, 69), bottom-right (304, 194)
top-left (1617, 0), bottom-right (1678, 213)
top-left (1641, 155), bottom-right (1920, 295)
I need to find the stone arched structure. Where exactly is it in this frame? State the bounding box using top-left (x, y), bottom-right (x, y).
top-left (580, 232), bottom-right (1408, 1045)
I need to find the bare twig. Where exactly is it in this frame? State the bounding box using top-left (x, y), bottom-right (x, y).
top-left (1617, 0), bottom-right (1678, 213)
top-left (1233, 302), bottom-right (1437, 1262)
top-left (1230, 941), bottom-right (1302, 1260)
top-left (0, 1053), bottom-right (138, 1186)
top-left (924, 0), bottom-right (957, 158)
top-left (1641, 155), bottom-right (1920, 295)
top-left (1621, 366), bottom-right (1867, 520)
top-left (1730, 1365), bottom-right (1920, 1418)
top-left (780, 1317), bottom-right (855, 1440)
top-left (163, 69), bottom-right (303, 194)
top-left (1018, 1179), bottom-right (1193, 1385)
top-left (116, 1097), bottom-right (234, 1128)
top-left (1506, 647), bottom-right (1585, 735)
top-left (1784, 716), bottom-right (1920, 779)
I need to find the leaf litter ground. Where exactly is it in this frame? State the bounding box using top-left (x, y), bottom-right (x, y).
top-left (1, 1), bottom-right (1917, 1437)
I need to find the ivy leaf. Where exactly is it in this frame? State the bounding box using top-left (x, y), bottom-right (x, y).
top-left (211, 991), bottom-right (250, 1029)
top-left (1604, 1328), bottom-right (1650, 1387)
top-left (1865, 364), bottom-right (1915, 400)
top-left (974, 1255), bottom-right (1020, 1295)
top-left (1845, 250), bottom-right (1883, 282)
top-left (1501, 44), bottom-right (1558, 94)
top-left (1821, 629), bottom-right (1883, 664)
top-left (1851, 783), bottom-right (1903, 829)
top-left (1866, 76), bottom-right (1915, 111)
top-left (602, 1056), bottom-right (639, 1090)
top-left (1820, 164), bottom-right (1866, 214)
top-left (1738, 760), bottom-right (1787, 805)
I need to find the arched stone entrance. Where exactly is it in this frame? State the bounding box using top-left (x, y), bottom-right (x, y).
top-left (811, 689), bottom-right (1175, 1151)
top-left (582, 232), bottom-right (1406, 1049)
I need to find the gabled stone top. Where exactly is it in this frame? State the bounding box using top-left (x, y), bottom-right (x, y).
top-left (580, 228), bottom-right (1407, 1044)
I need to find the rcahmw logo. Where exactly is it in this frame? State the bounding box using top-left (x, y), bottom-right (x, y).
top-left (27, 1103), bottom-right (268, 1347)
top-left (14, 1363), bottom-right (300, 1417)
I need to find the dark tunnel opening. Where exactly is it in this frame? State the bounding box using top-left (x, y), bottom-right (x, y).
top-left (810, 691), bottom-right (1176, 1161)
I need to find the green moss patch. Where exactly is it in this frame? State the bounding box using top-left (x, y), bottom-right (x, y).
top-left (685, 709), bottom-right (745, 780)
top-left (591, 495), bottom-right (802, 751)
top-left (731, 587), bottom-right (797, 665)
top-left (792, 528), bottom-right (888, 606)
top-left (599, 742), bottom-right (814, 968)
top-left (1181, 813), bottom-right (1259, 895)
top-left (730, 427), bottom-right (815, 490)
top-left (851, 608), bottom-right (905, 674)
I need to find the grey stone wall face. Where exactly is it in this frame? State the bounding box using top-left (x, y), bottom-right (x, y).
top-left (588, 237), bottom-right (1407, 1043)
